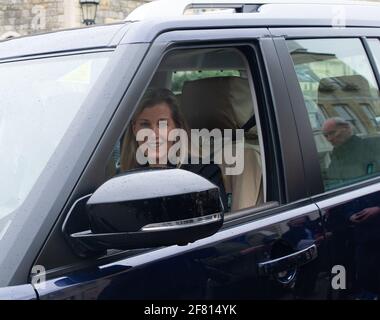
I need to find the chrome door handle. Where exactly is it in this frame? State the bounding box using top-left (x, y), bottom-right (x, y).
top-left (258, 244), bottom-right (318, 276)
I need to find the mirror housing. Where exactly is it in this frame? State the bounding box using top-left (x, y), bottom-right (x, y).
top-left (63, 168), bottom-right (224, 255)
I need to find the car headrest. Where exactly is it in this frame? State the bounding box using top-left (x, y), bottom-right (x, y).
top-left (180, 76), bottom-right (255, 132)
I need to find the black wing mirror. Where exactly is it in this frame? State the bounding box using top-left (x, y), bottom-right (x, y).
top-left (63, 168), bottom-right (224, 256)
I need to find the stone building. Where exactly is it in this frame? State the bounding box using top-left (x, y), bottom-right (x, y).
top-left (0, 0), bottom-right (151, 39)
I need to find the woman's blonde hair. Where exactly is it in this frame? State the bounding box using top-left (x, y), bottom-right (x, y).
top-left (120, 88), bottom-right (190, 172)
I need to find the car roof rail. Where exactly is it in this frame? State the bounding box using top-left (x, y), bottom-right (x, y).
top-left (125, 0), bottom-right (374, 21)
top-left (126, 0), bottom-right (275, 21)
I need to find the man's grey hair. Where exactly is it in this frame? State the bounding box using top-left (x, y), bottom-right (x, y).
top-left (330, 117), bottom-right (352, 129)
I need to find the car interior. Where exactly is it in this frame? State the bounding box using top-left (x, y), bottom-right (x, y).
top-left (109, 47), bottom-right (266, 213)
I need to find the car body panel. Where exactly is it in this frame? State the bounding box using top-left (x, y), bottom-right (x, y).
top-left (36, 203), bottom-right (328, 299)
top-left (315, 185), bottom-right (380, 298)
top-left (0, 284), bottom-right (37, 300)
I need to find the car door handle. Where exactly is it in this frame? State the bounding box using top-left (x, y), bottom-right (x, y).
top-left (258, 244), bottom-right (318, 276)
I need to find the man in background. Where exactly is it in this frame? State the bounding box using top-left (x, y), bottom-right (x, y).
top-left (322, 117), bottom-right (380, 183)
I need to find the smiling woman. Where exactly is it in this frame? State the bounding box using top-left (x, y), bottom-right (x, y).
top-left (0, 52), bottom-right (110, 231)
top-left (120, 88), bottom-right (190, 170)
top-left (119, 87), bottom-right (229, 209)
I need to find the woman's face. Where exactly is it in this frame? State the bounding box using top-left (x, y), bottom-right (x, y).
top-left (133, 102), bottom-right (177, 165)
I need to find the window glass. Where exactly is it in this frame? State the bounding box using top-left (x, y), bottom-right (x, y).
top-left (288, 38), bottom-right (380, 191)
top-left (367, 39), bottom-right (380, 128)
top-left (107, 48), bottom-right (268, 213)
top-left (0, 52), bottom-right (110, 224)
top-left (368, 38), bottom-right (380, 69)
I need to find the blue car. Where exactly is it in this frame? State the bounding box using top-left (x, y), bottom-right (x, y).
top-left (1, 0), bottom-right (380, 300)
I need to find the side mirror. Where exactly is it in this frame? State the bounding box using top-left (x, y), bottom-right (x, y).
top-left (63, 168), bottom-right (224, 256)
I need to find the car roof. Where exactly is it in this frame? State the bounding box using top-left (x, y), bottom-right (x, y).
top-left (126, 0), bottom-right (380, 21)
top-left (121, 3), bottom-right (380, 44)
top-left (1, 1), bottom-right (380, 60)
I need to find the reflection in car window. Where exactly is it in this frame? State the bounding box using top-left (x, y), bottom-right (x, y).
top-left (288, 38), bottom-right (380, 191)
top-left (368, 38), bottom-right (380, 70)
top-left (0, 53), bottom-right (110, 229)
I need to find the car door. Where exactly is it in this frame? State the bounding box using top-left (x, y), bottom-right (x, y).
top-left (33, 26), bottom-right (330, 300)
top-left (273, 27), bottom-right (380, 300)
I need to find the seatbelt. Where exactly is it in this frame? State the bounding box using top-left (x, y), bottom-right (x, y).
top-left (241, 115), bottom-right (256, 132)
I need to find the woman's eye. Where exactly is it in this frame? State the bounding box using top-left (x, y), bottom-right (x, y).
top-left (139, 122), bottom-right (150, 128)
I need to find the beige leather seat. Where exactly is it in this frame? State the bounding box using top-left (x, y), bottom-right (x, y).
top-left (180, 76), bottom-right (263, 211)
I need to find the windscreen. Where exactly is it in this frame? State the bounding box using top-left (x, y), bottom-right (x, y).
top-left (0, 52), bottom-right (110, 231)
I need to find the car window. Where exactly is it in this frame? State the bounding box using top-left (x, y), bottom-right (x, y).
top-left (0, 53), bottom-right (110, 230)
top-left (368, 38), bottom-right (380, 71)
top-left (287, 38), bottom-right (380, 191)
top-left (106, 47), bottom-right (272, 214)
